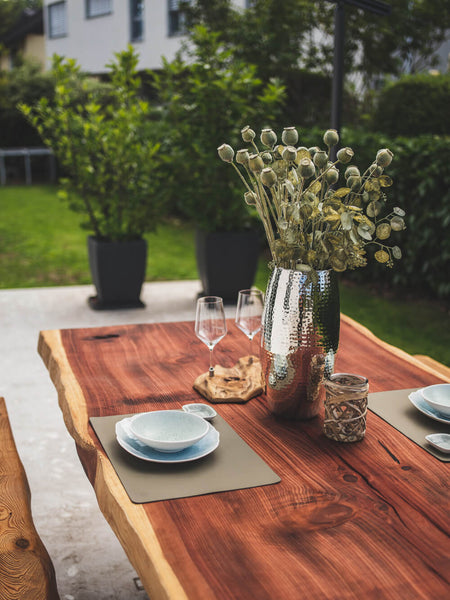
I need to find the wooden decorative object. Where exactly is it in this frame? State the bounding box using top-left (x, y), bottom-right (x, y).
top-left (193, 355), bottom-right (265, 403)
top-left (0, 397), bottom-right (60, 600)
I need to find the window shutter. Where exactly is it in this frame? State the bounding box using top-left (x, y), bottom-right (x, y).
top-left (49, 2), bottom-right (67, 37)
top-left (87, 0), bottom-right (112, 18)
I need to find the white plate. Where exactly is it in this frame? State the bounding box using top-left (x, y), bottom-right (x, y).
top-left (115, 417), bottom-right (220, 463)
top-left (408, 389), bottom-right (450, 425)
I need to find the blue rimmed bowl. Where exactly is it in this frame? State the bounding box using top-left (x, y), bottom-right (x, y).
top-left (129, 410), bottom-right (210, 453)
top-left (421, 384), bottom-right (450, 418)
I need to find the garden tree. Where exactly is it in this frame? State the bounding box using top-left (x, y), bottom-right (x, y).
top-left (183, 0), bottom-right (354, 127)
top-left (328, 0), bottom-right (450, 80)
top-left (21, 48), bottom-right (165, 241)
top-left (184, 0), bottom-right (450, 89)
top-left (184, 0), bottom-right (320, 82)
top-left (0, 0), bottom-right (41, 39)
top-left (152, 25), bottom-right (285, 232)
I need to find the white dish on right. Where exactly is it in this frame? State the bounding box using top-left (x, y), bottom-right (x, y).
top-left (408, 389), bottom-right (450, 424)
top-left (421, 384), bottom-right (450, 418)
top-left (425, 433), bottom-right (450, 454)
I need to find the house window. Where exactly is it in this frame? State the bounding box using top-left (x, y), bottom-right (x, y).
top-left (48, 1), bottom-right (67, 38)
top-left (168, 0), bottom-right (190, 36)
top-left (130, 0), bottom-right (144, 42)
top-left (86, 0), bottom-right (112, 19)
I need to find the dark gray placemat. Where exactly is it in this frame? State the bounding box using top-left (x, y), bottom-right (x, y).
top-left (90, 413), bottom-right (281, 503)
top-left (369, 388), bottom-right (450, 462)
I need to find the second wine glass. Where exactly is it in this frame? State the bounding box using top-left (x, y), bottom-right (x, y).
top-left (235, 289), bottom-right (264, 358)
top-left (195, 296), bottom-right (227, 377)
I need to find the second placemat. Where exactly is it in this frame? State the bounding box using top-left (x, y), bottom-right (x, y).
top-left (369, 388), bottom-right (450, 462)
top-left (90, 413), bottom-right (281, 503)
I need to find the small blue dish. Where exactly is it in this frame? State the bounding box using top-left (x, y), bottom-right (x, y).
top-left (182, 403), bottom-right (217, 421)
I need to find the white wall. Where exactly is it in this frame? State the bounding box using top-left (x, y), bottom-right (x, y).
top-left (43, 0), bottom-right (247, 73)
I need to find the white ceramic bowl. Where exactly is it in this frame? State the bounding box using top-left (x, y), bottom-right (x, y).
top-left (129, 410), bottom-right (210, 453)
top-left (421, 384), bottom-right (450, 417)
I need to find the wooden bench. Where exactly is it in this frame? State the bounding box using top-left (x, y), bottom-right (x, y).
top-left (0, 397), bottom-right (60, 600)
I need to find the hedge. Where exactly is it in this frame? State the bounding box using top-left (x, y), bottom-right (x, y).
top-left (372, 73), bottom-right (450, 137)
top-left (325, 128), bottom-right (449, 301)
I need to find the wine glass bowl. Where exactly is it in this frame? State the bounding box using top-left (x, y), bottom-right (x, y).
top-left (235, 289), bottom-right (264, 358)
top-left (195, 296), bottom-right (227, 377)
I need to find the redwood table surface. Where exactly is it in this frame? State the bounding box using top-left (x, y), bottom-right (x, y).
top-left (38, 315), bottom-right (450, 600)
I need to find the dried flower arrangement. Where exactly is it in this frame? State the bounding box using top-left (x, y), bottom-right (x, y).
top-left (218, 126), bottom-right (406, 273)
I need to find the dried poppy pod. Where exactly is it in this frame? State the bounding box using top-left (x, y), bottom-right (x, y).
top-left (244, 191), bottom-right (257, 206)
top-left (313, 150), bottom-right (328, 169)
top-left (298, 158), bottom-right (315, 179)
top-left (236, 149), bottom-right (250, 166)
top-left (217, 144), bottom-right (234, 162)
top-left (376, 148), bottom-right (393, 167)
top-left (282, 146), bottom-right (297, 162)
top-left (281, 127), bottom-right (298, 146)
top-left (337, 147), bottom-right (354, 164)
top-left (261, 167), bottom-right (277, 187)
top-left (248, 153), bottom-right (264, 173)
top-left (241, 125), bottom-right (256, 142)
top-left (261, 128), bottom-right (277, 147)
top-left (323, 129), bottom-right (339, 147)
top-left (325, 167), bottom-right (339, 185)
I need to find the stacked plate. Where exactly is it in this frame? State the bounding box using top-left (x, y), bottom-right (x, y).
top-left (116, 407), bottom-right (220, 464)
top-left (408, 384), bottom-right (450, 424)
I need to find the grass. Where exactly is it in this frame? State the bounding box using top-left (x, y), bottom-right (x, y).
top-left (1, 185), bottom-right (449, 367)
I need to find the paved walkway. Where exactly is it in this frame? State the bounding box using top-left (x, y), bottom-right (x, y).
top-left (0, 281), bottom-right (236, 600)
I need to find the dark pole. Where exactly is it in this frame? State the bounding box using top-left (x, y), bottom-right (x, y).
top-left (330, 1), bottom-right (345, 160)
top-left (331, 1), bottom-right (345, 135)
top-left (328, 0), bottom-right (391, 145)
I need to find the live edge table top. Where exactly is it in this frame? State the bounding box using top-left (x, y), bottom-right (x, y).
top-left (38, 315), bottom-right (450, 600)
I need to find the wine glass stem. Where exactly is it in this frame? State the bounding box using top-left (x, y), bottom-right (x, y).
top-left (209, 347), bottom-right (214, 377)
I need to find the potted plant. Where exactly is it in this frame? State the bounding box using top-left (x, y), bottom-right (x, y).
top-left (20, 47), bottom-right (164, 309)
top-left (153, 26), bottom-right (284, 301)
top-left (219, 126), bottom-right (406, 418)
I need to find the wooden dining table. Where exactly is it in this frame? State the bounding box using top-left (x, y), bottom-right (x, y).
top-left (38, 314), bottom-right (450, 600)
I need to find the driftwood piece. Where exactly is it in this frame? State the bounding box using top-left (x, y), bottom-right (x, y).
top-left (193, 355), bottom-right (265, 403)
top-left (0, 398), bottom-right (60, 600)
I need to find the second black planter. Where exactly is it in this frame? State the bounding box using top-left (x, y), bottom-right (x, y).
top-left (87, 236), bottom-right (147, 310)
top-left (195, 230), bottom-right (260, 302)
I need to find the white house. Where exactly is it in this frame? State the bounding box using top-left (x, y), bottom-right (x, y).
top-left (43, 0), bottom-right (249, 73)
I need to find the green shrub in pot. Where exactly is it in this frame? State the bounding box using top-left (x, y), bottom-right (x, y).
top-left (153, 25), bottom-right (285, 299)
top-left (20, 47), bottom-right (166, 308)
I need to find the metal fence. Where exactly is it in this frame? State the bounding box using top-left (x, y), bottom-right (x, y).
top-left (0, 148), bottom-right (56, 185)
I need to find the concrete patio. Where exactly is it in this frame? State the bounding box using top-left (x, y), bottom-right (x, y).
top-left (0, 281), bottom-right (237, 600)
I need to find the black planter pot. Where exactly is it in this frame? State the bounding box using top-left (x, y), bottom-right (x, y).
top-left (195, 230), bottom-right (260, 303)
top-left (87, 236), bottom-right (147, 310)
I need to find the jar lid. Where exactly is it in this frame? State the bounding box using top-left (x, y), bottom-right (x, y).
top-left (327, 372), bottom-right (368, 390)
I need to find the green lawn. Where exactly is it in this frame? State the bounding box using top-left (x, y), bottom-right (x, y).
top-left (1, 185), bottom-right (449, 367)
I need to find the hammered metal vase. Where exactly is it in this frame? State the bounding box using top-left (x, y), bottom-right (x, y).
top-left (261, 267), bottom-right (340, 419)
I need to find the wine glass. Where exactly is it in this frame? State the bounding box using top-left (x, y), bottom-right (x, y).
top-left (235, 289), bottom-right (264, 359)
top-left (195, 296), bottom-right (227, 377)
